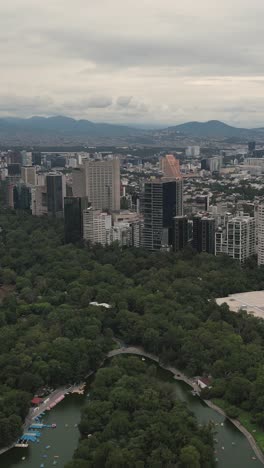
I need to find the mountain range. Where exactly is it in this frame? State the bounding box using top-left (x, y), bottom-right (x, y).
top-left (0, 116), bottom-right (264, 144)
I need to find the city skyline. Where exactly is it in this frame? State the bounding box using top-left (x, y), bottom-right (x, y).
top-left (2, 1), bottom-right (264, 127)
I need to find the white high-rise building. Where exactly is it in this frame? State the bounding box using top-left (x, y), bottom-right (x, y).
top-left (185, 146), bottom-right (200, 158)
top-left (31, 185), bottom-right (47, 216)
top-left (258, 204), bottom-right (264, 265)
top-left (216, 215), bottom-right (256, 263)
top-left (21, 151), bottom-right (32, 166)
top-left (83, 208), bottom-right (112, 246)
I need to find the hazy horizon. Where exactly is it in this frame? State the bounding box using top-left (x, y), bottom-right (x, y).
top-left (2, 1), bottom-right (264, 127)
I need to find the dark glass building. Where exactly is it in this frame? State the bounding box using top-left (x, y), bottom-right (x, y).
top-left (64, 197), bottom-right (89, 244)
top-left (8, 164), bottom-right (21, 176)
top-left (172, 216), bottom-right (189, 252)
top-left (32, 152), bottom-right (42, 166)
top-left (143, 179), bottom-right (183, 251)
top-left (192, 215), bottom-right (215, 254)
top-left (46, 174), bottom-right (65, 218)
top-left (248, 141), bottom-right (256, 153)
top-left (13, 184), bottom-right (31, 211)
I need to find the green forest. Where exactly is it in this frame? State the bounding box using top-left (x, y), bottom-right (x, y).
top-left (66, 356), bottom-right (215, 468)
top-left (1, 210), bottom-right (264, 459)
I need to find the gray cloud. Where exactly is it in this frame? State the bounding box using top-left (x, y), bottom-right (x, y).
top-left (1, 0), bottom-right (264, 125)
top-left (116, 96), bottom-right (133, 107)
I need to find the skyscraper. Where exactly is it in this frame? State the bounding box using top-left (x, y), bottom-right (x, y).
top-left (32, 152), bottom-right (42, 166)
top-left (143, 179), bottom-right (183, 251)
top-left (258, 204), bottom-right (264, 266)
top-left (83, 207), bottom-right (112, 246)
top-left (13, 184), bottom-right (31, 211)
top-left (72, 167), bottom-right (86, 198)
top-left (84, 159), bottom-right (120, 211)
top-left (64, 197), bottom-right (89, 244)
top-left (216, 215), bottom-right (256, 263)
top-left (21, 166), bottom-right (36, 186)
top-left (192, 215), bottom-right (215, 254)
top-left (46, 173), bottom-right (66, 218)
top-left (172, 216), bottom-right (189, 252)
top-left (160, 154), bottom-right (181, 179)
top-left (248, 141), bottom-right (256, 153)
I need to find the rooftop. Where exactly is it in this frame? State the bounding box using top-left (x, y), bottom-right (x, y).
top-left (216, 291), bottom-right (264, 319)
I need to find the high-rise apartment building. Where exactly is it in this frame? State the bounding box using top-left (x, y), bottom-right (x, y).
top-left (31, 185), bottom-right (47, 216)
top-left (64, 197), bottom-right (89, 244)
top-left (21, 151), bottom-right (32, 166)
top-left (201, 156), bottom-right (222, 173)
top-left (185, 146), bottom-right (200, 158)
top-left (258, 205), bottom-right (264, 265)
top-left (83, 207), bottom-right (112, 246)
top-left (192, 215), bottom-right (215, 254)
top-left (21, 166), bottom-right (37, 186)
top-left (216, 215), bottom-right (256, 263)
top-left (46, 173), bottom-right (66, 218)
top-left (112, 211), bottom-right (143, 247)
top-left (143, 179), bottom-right (183, 251)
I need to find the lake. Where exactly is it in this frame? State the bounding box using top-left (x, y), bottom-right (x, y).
top-left (1, 355), bottom-right (263, 468)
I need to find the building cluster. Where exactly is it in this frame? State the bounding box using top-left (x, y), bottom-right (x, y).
top-left (2, 145), bottom-right (264, 266)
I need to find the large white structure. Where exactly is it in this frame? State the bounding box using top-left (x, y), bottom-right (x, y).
top-left (215, 215), bottom-right (256, 263)
top-left (72, 158), bottom-right (120, 211)
top-left (258, 204), bottom-right (264, 265)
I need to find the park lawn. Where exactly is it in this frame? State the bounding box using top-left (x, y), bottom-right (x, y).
top-left (239, 411), bottom-right (264, 453)
top-left (212, 398), bottom-right (228, 411)
top-left (212, 399), bottom-right (264, 453)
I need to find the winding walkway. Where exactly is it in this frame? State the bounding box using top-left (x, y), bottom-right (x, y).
top-left (108, 346), bottom-right (264, 465)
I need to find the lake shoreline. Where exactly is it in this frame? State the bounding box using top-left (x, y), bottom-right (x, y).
top-left (1, 345), bottom-right (264, 465)
top-left (109, 346), bottom-right (264, 465)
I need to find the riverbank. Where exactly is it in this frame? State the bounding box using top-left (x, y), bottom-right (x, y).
top-left (109, 346), bottom-right (264, 465)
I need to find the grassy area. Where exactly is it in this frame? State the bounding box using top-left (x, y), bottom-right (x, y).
top-left (212, 398), bottom-right (228, 411)
top-left (239, 411), bottom-right (264, 453)
top-left (213, 399), bottom-right (264, 453)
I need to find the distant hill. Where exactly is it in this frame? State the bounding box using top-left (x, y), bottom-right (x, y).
top-left (1, 116), bottom-right (143, 138)
top-left (165, 120), bottom-right (264, 139)
top-left (1, 116), bottom-right (264, 146)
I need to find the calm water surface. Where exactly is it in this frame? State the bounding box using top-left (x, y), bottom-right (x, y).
top-left (1, 356), bottom-right (263, 468)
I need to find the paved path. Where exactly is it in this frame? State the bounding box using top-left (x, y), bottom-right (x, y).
top-left (108, 346), bottom-right (264, 465)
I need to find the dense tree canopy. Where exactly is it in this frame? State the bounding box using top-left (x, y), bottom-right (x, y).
top-left (66, 356), bottom-right (215, 468)
top-left (1, 209), bottom-right (264, 455)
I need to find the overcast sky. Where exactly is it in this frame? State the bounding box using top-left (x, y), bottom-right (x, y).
top-left (1, 0), bottom-right (264, 127)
